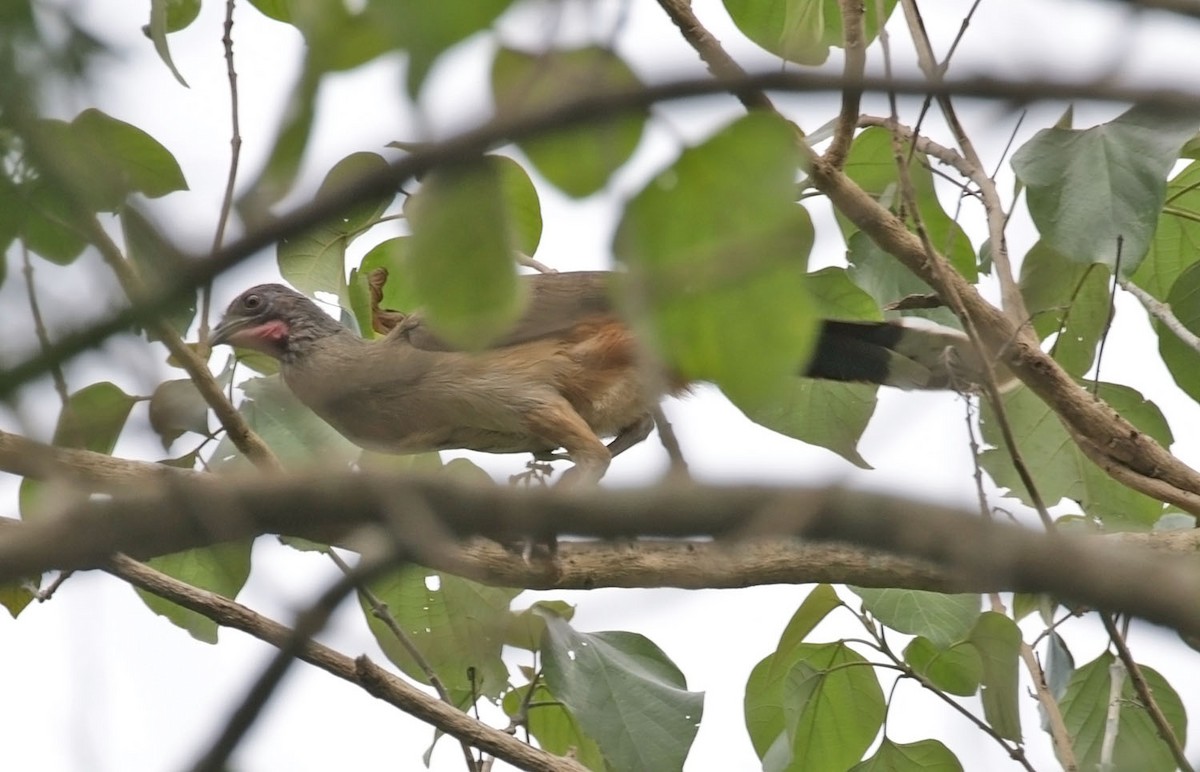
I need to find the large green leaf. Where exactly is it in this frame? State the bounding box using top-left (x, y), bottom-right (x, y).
top-left (746, 641), bottom-right (884, 771)
top-left (1018, 241), bottom-right (1111, 377)
top-left (1158, 260), bottom-right (1200, 402)
top-left (978, 383), bottom-right (1170, 527)
top-left (492, 46), bottom-right (645, 198)
top-left (405, 156), bottom-right (531, 347)
top-left (1131, 159), bottom-right (1200, 299)
top-left (846, 231), bottom-right (958, 327)
top-left (1012, 104), bottom-right (1200, 273)
top-left (17, 177), bottom-right (89, 264)
top-left (541, 616), bottom-right (703, 772)
top-left (968, 612), bottom-right (1022, 742)
top-left (722, 0), bottom-right (898, 66)
top-left (615, 112), bottom-right (815, 406)
top-left (136, 541), bottom-right (252, 643)
top-left (70, 108), bottom-right (188, 201)
top-left (148, 378), bottom-right (210, 449)
top-left (849, 588), bottom-right (980, 648)
top-left (1060, 651), bottom-right (1187, 771)
top-left (841, 127), bottom-right (977, 282)
top-left (363, 568), bottom-right (519, 703)
top-left (775, 585), bottom-right (844, 652)
top-left (501, 683), bottom-right (608, 770)
top-left (278, 151), bottom-right (392, 298)
top-left (20, 382), bottom-right (137, 519)
top-left (850, 738), bottom-right (962, 772)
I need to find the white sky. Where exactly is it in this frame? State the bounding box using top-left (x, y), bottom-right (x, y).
top-left (2, 0), bottom-right (1200, 770)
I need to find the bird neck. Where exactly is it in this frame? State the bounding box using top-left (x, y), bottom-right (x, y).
top-left (280, 314), bottom-right (365, 364)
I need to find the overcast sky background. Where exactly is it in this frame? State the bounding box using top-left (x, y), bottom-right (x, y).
top-left (2, 0), bottom-right (1200, 770)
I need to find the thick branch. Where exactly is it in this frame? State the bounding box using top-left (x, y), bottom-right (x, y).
top-left (3, 473), bottom-right (1200, 637)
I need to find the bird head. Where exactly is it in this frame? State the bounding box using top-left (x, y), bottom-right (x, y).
top-left (211, 284), bottom-right (340, 359)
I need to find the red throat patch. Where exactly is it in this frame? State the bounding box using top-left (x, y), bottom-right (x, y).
top-left (229, 319), bottom-right (289, 353)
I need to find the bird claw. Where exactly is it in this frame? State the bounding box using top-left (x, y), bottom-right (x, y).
top-left (509, 459), bottom-right (556, 487)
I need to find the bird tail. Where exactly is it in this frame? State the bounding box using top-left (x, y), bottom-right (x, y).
top-left (805, 319), bottom-right (1011, 391)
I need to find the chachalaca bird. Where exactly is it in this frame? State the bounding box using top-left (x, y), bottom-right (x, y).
top-left (211, 271), bottom-right (986, 485)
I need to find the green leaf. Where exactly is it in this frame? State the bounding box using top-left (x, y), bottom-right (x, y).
top-left (1157, 260), bottom-right (1200, 402)
top-left (723, 0), bottom-right (898, 67)
top-left (209, 375), bottom-right (359, 470)
top-left (1012, 103), bottom-right (1200, 273)
top-left (1060, 651), bottom-right (1188, 771)
top-left (135, 541), bottom-right (252, 643)
top-left (841, 127), bottom-right (977, 283)
top-left (1018, 241), bottom-right (1111, 376)
top-left (364, 568), bottom-right (519, 703)
top-left (17, 178), bottom-right (88, 264)
top-left (849, 588), bottom-right (980, 648)
top-left (405, 157), bottom-right (527, 347)
top-left (749, 641), bottom-right (884, 771)
top-left (236, 66), bottom-right (319, 224)
top-left (504, 600), bottom-right (575, 651)
top-left (850, 738), bottom-right (963, 772)
top-left (148, 378), bottom-right (210, 449)
top-left (502, 683), bottom-right (608, 771)
top-left (968, 612), bottom-right (1022, 742)
top-left (903, 637), bottom-right (981, 697)
top-left (541, 617), bottom-right (703, 772)
top-left (1131, 159), bottom-right (1200, 299)
top-left (846, 233), bottom-right (959, 328)
top-left (146, 0), bottom-right (200, 87)
top-left (615, 112), bottom-right (815, 405)
top-left (978, 383), bottom-right (1170, 527)
top-left (20, 382), bottom-right (137, 519)
top-left (1041, 632), bottom-right (1074, 734)
top-left (492, 46), bottom-right (645, 197)
top-left (0, 581), bottom-right (35, 618)
top-left (776, 585), bottom-right (843, 651)
top-left (71, 108), bottom-right (189, 200)
top-left (278, 151), bottom-right (392, 299)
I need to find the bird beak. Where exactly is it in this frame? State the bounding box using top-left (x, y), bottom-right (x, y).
top-left (210, 316), bottom-right (249, 347)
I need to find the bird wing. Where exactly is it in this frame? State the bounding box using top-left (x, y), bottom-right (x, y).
top-left (392, 271), bottom-right (619, 351)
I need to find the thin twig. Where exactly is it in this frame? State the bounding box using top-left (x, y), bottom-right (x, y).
top-left (824, 0), bottom-right (865, 168)
top-left (20, 244), bottom-right (70, 406)
top-left (201, 0), bottom-right (244, 344)
top-left (1100, 612), bottom-right (1193, 772)
top-left (650, 405), bottom-right (689, 479)
top-left (1121, 276), bottom-right (1200, 353)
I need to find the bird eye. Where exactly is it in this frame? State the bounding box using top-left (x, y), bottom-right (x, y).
top-left (243, 294), bottom-right (262, 310)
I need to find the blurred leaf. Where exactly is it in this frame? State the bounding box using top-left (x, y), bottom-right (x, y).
top-left (979, 383), bottom-right (1170, 527)
top-left (209, 375), bottom-right (358, 470)
top-left (1012, 103), bottom-right (1200, 274)
top-left (615, 112), bottom-right (815, 406)
top-left (1018, 241), bottom-right (1110, 377)
top-left (236, 67), bottom-right (319, 224)
top-left (364, 568), bottom-right (519, 703)
top-left (122, 207), bottom-right (196, 338)
top-left (368, 0), bottom-right (515, 95)
top-left (502, 683), bottom-right (608, 770)
top-left (849, 588), bottom-right (980, 648)
top-left (405, 157), bottom-right (527, 347)
top-left (148, 378), bottom-right (210, 449)
top-left (723, 0), bottom-right (898, 66)
top-left (146, 0), bottom-right (200, 86)
top-left (847, 231), bottom-right (958, 327)
top-left (18, 178), bottom-right (88, 264)
top-left (841, 128), bottom-right (976, 282)
top-left (20, 382), bottom-right (137, 519)
top-left (71, 108), bottom-right (188, 200)
top-left (246, 0), bottom-right (290, 22)
top-left (278, 151), bottom-right (392, 299)
top-left (1131, 159), bottom-right (1200, 299)
top-left (136, 541), bottom-right (252, 643)
top-left (904, 637), bottom-right (981, 696)
top-left (850, 738), bottom-right (962, 772)
top-left (0, 581), bottom-right (35, 618)
top-left (968, 612), bottom-right (1022, 742)
top-left (1041, 632), bottom-right (1074, 734)
top-left (492, 46), bottom-right (645, 197)
top-left (1060, 652), bottom-right (1187, 771)
top-left (541, 616), bottom-right (703, 772)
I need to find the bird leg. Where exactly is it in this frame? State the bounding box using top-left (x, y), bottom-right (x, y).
top-left (522, 399), bottom-right (612, 488)
top-left (606, 414), bottom-right (655, 458)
